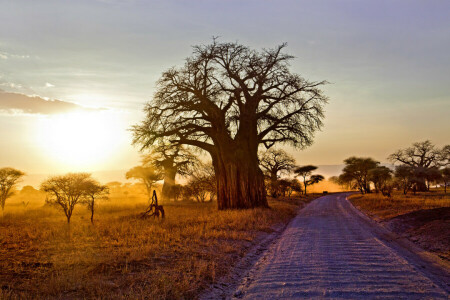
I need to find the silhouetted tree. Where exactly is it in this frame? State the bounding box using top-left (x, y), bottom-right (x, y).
top-left (170, 184), bottom-right (183, 201)
top-left (277, 179), bottom-right (291, 197)
top-left (368, 166), bottom-right (392, 193)
top-left (307, 174), bottom-right (324, 191)
top-left (142, 144), bottom-right (199, 200)
top-left (339, 157), bottom-right (379, 194)
top-left (0, 167), bottom-right (25, 217)
top-left (389, 140), bottom-right (449, 191)
top-left (186, 162), bottom-right (216, 202)
top-left (294, 165), bottom-right (318, 195)
top-left (41, 173), bottom-right (91, 223)
top-left (286, 178), bottom-right (302, 198)
top-left (259, 149), bottom-right (296, 197)
top-left (423, 167), bottom-right (442, 191)
top-left (133, 41), bottom-right (328, 209)
top-left (394, 165), bottom-right (414, 195)
top-left (82, 179), bottom-right (109, 224)
top-left (126, 166), bottom-right (163, 203)
top-left (441, 167), bottom-right (450, 193)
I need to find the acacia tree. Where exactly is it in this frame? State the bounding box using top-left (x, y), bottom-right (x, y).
top-left (41, 173), bottom-right (91, 223)
top-left (389, 140), bottom-right (449, 191)
top-left (307, 174), bottom-right (325, 192)
top-left (142, 144), bottom-right (199, 200)
top-left (0, 167), bottom-right (25, 217)
top-left (339, 157), bottom-right (379, 194)
top-left (82, 179), bottom-right (109, 223)
top-left (133, 41), bottom-right (327, 209)
top-left (126, 166), bottom-right (163, 203)
top-left (286, 178), bottom-right (302, 198)
top-left (368, 166), bottom-right (392, 193)
top-left (394, 165), bottom-right (414, 194)
top-left (259, 149), bottom-right (296, 197)
top-left (294, 165), bottom-right (318, 195)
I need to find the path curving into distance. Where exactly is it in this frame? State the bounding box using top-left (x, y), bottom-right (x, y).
top-left (234, 193), bottom-right (449, 299)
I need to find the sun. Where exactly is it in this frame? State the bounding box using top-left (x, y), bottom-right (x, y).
top-left (35, 111), bottom-right (124, 170)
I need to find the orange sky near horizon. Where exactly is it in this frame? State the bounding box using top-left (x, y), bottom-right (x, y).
top-left (0, 1), bottom-right (449, 185)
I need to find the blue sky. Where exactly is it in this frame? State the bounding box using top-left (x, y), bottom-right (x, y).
top-left (0, 0), bottom-right (449, 179)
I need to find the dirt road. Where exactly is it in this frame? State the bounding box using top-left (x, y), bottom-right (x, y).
top-left (234, 193), bottom-right (449, 299)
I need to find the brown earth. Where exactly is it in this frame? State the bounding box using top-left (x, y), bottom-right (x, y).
top-left (385, 207), bottom-right (450, 260)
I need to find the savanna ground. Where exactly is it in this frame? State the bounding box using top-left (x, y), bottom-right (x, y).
top-left (0, 186), bottom-right (320, 299)
top-left (349, 189), bottom-right (450, 261)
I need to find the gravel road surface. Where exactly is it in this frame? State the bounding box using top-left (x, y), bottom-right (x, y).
top-left (234, 193), bottom-right (449, 299)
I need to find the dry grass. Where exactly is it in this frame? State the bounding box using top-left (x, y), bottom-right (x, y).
top-left (0, 192), bottom-right (319, 299)
top-left (349, 189), bottom-right (450, 220)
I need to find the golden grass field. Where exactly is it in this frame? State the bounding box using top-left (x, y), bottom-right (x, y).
top-left (349, 189), bottom-right (450, 220)
top-left (0, 188), bottom-right (320, 299)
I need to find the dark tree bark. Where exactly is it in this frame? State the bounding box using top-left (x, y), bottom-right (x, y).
top-left (133, 41), bottom-right (327, 209)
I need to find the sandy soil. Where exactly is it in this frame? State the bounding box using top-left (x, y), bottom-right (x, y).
top-left (204, 193), bottom-right (449, 299)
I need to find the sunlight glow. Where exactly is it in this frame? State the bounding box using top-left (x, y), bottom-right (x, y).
top-left (35, 111), bottom-right (124, 170)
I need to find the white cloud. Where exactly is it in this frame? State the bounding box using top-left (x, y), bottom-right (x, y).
top-left (0, 51), bottom-right (31, 60)
top-left (45, 82), bottom-right (55, 88)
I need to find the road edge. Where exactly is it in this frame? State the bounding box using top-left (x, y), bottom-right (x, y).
top-left (345, 194), bottom-right (450, 294)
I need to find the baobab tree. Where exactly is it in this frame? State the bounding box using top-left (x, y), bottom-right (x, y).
top-left (389, 140), bottom-right (449, 191)
top-left (41, 173), bottom-right (92, 224)
top-left (259, 149), bottom-right (296, 197)
top-left (133, 41), bottom-right (328, 209)
top-left (142, 144), bottom-right (198, 200)
top-left (0, 167), bottom-right (25, 217)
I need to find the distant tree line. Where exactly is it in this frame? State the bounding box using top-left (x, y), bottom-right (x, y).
top-left (332, 140), bottom-right (449, 196)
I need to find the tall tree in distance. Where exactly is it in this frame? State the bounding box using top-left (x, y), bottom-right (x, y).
top-left (259, 149), bottom-right (296, 197)
top-left (0, 167), bottom-right (25, 217)
top-left (133, 40), bottom-right (328, 209)
top-left (142, 144), bottom-right (199, 200)
top-left (294, 165), bottom-right (318, 195)
top-left (339, 157), bottom-right (379, 194)
top-left (368, 166), bottom-right (392, 193)
top-left (389, 140), bottom-right (449, 191)
top-left (126, 166), bottom-right (163, 203)
top-left (82, 179), bottom-right (109, 224)
top-left (441, 167), bottom-right (450, 193)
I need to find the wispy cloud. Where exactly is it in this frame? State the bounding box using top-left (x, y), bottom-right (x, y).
top-left (0, 89), bottom-right (102, 115)
top-left (0, 51), bottom-right (30, 60)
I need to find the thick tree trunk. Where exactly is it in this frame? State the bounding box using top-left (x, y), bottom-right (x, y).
top-left (161, 167), bottom-right (176, 201)
top-left (213, 146), bottom-right (268, 210)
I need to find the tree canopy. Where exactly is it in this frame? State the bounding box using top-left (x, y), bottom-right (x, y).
top-left (0, 167), bottom-right (25, 216)
top-left (339, 157), bottom-right (379, 194)
top-left (41, 173), bottom-right (92, 223)
top-left (133, 41), bottom-right (328, 209)
top-left (259, 148), bottom-right (296, 197)
top-left (294, 165), bottom-right (319, 195)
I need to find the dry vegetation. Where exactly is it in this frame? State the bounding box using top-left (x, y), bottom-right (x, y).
top-left (349, 189), bottom-right (450, 220)
top-left (349, 189), bottom-right (450, 260)
top-left (0, 186), bottom-right (319, 299)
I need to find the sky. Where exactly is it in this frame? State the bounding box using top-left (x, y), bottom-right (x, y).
top-left (0, 0), bottom-right (449, 184)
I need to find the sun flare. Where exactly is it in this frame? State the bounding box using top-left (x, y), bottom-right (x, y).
top-left (35, 111), bottom-right (123, 170)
